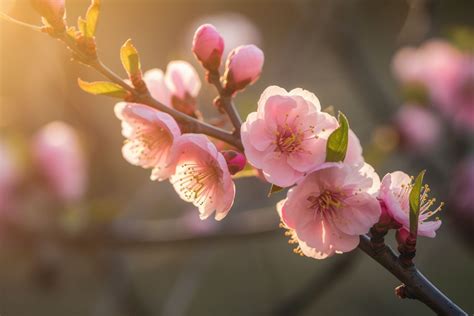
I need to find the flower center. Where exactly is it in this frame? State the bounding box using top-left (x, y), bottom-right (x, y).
top-left (177, 159), bottom-right (222, 206)
top-left (307, 190), bottom-right (342, 214)
top-left (128, 125), bottom-right (172, 162)
top-left (274, 114), bottom-right (316, 154)
top-left (398, 180), bottom-right (444, 222)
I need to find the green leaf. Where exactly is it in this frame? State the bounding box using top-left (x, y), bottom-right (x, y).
top-left (85, 0), bottom-right (100, 37)
top-left (77, 78), bottom-right (127, 98)
top-left (120, 39), bottom-right (141, 77)
top-left (268, 184), bottom-right (283, 197)
top-left (325, 111), bottom-right (349, 162)
top-left (409, 170), bottom-right (426, 235)
top-left (77, 17), bottom-right (87, 36)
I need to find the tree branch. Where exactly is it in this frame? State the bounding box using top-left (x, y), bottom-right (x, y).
top-left (58, 33), bottom-right (243, 151)
top-left (358, 235), bottom-right (467, 316)
top-left (207, 71), bottom-right (243, 138)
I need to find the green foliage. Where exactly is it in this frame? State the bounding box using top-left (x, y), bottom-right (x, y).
top-left (409, 170), bottom-right (426, 235)
top-left (120, 39), bottom-right (141, 77)
top-left (78, 79), bottom-right (127, 98)
top-left (325, 112), bottom-right (349, 162)
top-left (268, 184), bottom-right (283, 197)
top-left (85, 0), bottom-right (100, 37)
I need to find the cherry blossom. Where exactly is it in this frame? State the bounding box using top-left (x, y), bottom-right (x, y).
top-left (114, 102), bottom-right (181, 181)
top-left (379, 171), bottom-right (442, 238)
top-left (277, 163), bottom-right (381, 259)
top-left (224, 45), bottom-right (264, 92)
top-left (241, 86), bottom-right (363, 187)
top-left (169, 134), bottom-right (235, 220)
top-left (192, 24), bottom-right (225, 71)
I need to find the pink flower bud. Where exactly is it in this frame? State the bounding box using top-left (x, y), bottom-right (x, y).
top-left (222, 150), bottom-right (246, 175)
top-left (31, 0), bottom-right (66, 31)
top-left (192, 24), bottom-right (224, 71)
top-left (32, 121), bottom-right (87, 203)
top-left (224, 45), bottom-right (264, 93)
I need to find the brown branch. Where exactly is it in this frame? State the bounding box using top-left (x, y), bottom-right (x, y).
top-left (358, 235), bottom-right (467, 315)
top-left (58, 33), bottom-right (243, 151)
top-left (207, 71), bottom-right (243, 138)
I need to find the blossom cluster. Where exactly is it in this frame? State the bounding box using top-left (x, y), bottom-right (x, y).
top-left (114, 24), bottom-right (262, 221)
top-left (21, 1), bottom-right (447, 262)
top-left (110, 22), bottom-right (445, 259)
top-left (392, 39), bottom-right (473, 140)
top-left (0, 121), bottom-right (87, 213)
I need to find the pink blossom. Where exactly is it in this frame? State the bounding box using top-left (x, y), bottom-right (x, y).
top-left (392, 40), bottom-right (473, 130)
top-left (277, 163), bottom-right (381, 259)
top-left (430, 55), bottom-right (474, 130)
top-left (141, 61), bottom-right (201, 116)
top-left (241, 86), bottom-right (363, 187)
top-left (192, 24), bottom-right (224, 71)
top-left (379, 171), bottom-right (442, 238)
top-left (0, 140), bottom-right (19, 211)
top-left (114, 102), bottom-right (181, 181)
top-left (392, 40), bottom-right (462, 87)
top-left (395, 104), bottom-right (441, 151)
top-left (142, 69), bottom-right (171, 106)
top-left (32, 121), bottom-right (87, 203)
top-left (168, 134), bottom-right (235, 221)
top-left (224, 45), bottom-right (264, 92)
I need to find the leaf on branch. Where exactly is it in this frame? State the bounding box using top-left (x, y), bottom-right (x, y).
top-left (409, 169), bottom-right (426, 236)
top-left (85, 0), bottom-right (100, 37)
top-left (77, 17), bottom-right (87, 36)
top-left (268, 184), bottom-right (284, 197)
top-left (325, 111), bottom-right (349, 162)
top-left (77, 78), bottom-right (127, 98)
top-left (120, 39), bottom-right (141, 77)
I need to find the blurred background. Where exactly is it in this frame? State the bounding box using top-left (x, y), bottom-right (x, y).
top-left (0, 0), bottom-right (473, 315)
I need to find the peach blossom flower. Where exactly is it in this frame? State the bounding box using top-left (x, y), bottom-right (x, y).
top-left (168, 134), bottom-right (235, 220)
top-left (395, 104), bottom-right (441, 151)
top-left (192, 24), bottom-right (225, 71)
top-left (277, 163), bottom-right (381, 259)
top-left (142, 61), bottom-right (201, 116)
top-left (224, 45), bottom-right (264, 92)
top-left (114, 102), bottom-right (181, 181)
top-left (241, 86), bottom-right (363, 187)
top-left (32, 121), bottom-right (87, 203)
top-left (379, 171), bottom-right (442, 238)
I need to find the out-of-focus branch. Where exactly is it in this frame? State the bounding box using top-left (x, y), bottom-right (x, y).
top-left (358, 235), bottom-right (467, 316)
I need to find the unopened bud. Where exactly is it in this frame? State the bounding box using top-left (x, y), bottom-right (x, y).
top-left (192, 24), bottom-right (224, 71)
top-left (224, 45), bottom-right (264, 93)
top-left (222, 150), bottom-right (246, 175)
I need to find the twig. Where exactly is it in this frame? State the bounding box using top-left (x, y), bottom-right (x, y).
top-left (358, 235), bottom-right (467, 315)
top-left (207, 71), bottom-right (243, 138)
top-left (57, 33), bottom-right (244, 150)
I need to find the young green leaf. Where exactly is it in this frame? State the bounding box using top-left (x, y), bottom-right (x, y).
top-left (77, 17), bottom-right (87, 36)
top-left (325, 111), bottom-right (349, 162)
top-left (85, 0), bottom-right (100, 37)
top-left (120, 39), bottom-right (141, 77)
top-left (409, 170), bottom-right (426, 235)
top-left (78, 79), bottom-right (127, 98)
top-left (268, 184), bottom-right (283, 197)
